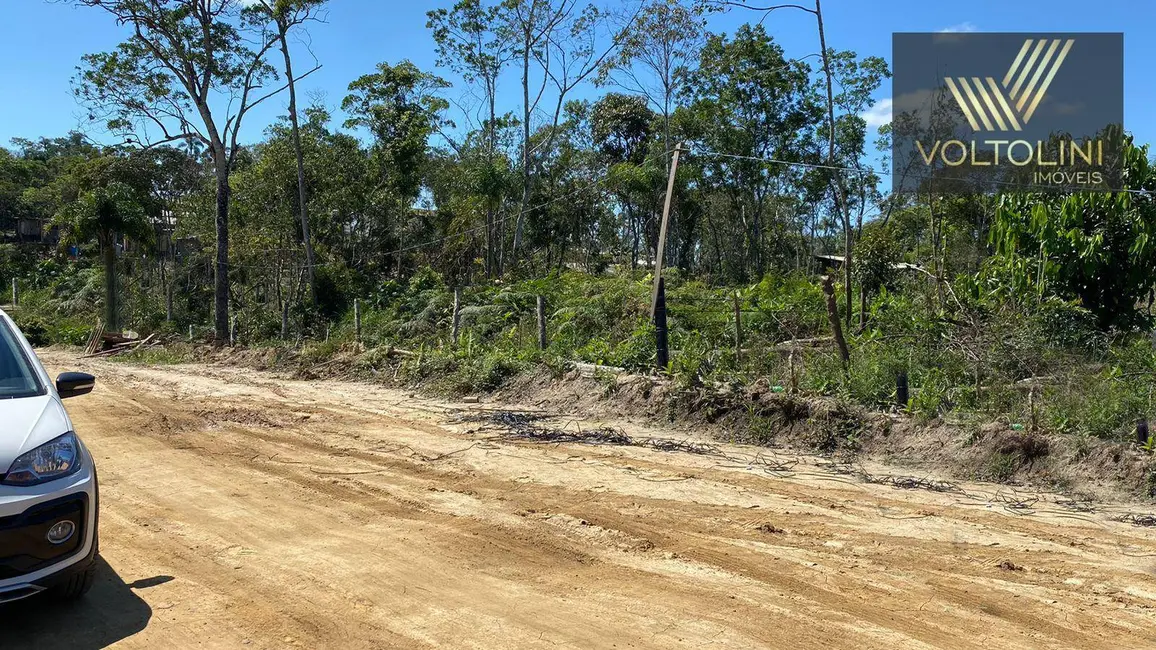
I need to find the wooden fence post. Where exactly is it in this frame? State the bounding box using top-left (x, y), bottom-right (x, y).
top-left (230, 315), bottom-right (238, 346)
top-left (281, 302), bottom-right (289, 339)
top-left (732, 291), bottom-right (742, 365)
top-left (655, 277), bottom-right (669, 371)
top-left (451, 287), bottom-right (462, 346)
top-left (788, 348), bottom-right (798, 393)
top-left (354, 298), bottom-right (361, 342)
top-left (10, 278), bottom-right (16, 307)
top-left (188, 324), bottom-right (194, 341)
top-left (536, 295), bottom-right (547, 350)
top-left (1028, 385), bottom-right (1038, 433)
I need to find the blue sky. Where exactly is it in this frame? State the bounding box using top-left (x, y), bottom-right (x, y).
top-left (0, 0), bottom-right (1146, 151)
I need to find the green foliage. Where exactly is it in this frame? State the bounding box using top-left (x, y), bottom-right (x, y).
top-left (343, 60), bottom-right (451, 202)
top-left (989, 136), bottom-right (1156, 328)
top-left (11, 313), bottom-right (49, 347)
top-left (852, 224), bottom-right (901, 297)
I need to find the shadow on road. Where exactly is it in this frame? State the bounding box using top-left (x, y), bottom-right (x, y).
top-left (0, 558), bottom-right (156, 649)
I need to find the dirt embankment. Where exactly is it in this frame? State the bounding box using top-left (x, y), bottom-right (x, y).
top-left (178, 343), bottom-right (1156, 504)
top-left (2, 350), bottom-right (1156, 648)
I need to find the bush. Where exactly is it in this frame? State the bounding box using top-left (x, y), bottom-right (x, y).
top-left (11, 314), bottom-right (49, 347)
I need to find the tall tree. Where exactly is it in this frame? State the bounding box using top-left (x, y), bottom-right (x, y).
top-left (679, 24), bottom-right (821, 280)
top-left (53, 156), bottom-right (156, 330)
top-left (73, 0), bottom-right (302, 342)
top-left (343, 62), bottom-right (451, 203)
top-left (598, 0), bottom-right (704, 153)
top-left (507, 0), bottom-right (563, 260)
top-left (246, 0), bottom-right (325, 307)
top-left (343, 61), bottom-right (451, 272)
top-left (428, 0), bottom-right (518, 277)
top-left (506, 1), bottom-right (625, 260)
top-left (707, 0), bottom-right (888, 328)
top-left (591, 92), bottom-right (660, 269)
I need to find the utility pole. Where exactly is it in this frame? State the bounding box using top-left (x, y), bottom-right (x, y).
top-left (650, 143), bottom-right (683, 319)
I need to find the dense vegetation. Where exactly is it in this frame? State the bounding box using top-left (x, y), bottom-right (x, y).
top-left (4, 0), bottom-right (1156, 463)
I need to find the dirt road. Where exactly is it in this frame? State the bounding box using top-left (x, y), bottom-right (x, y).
top-left (3, 350), bottom-right (1156, 648)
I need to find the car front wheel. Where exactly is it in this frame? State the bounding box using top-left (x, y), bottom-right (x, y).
top-left (52, 554), bottom-right (97, 600)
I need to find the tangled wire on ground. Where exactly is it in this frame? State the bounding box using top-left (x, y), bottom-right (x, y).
top-left (1054, 497), bottom-right (1097, 513)
top-left (1114, 513), bottom-right (1156, 527)
top-left (464, 411), bottom-right (723, 456)
top-left (862, 473), bottom-right (964, 494)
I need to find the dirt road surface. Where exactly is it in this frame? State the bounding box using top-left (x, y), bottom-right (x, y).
top-left (3, 350), bottom-right (1156, 649)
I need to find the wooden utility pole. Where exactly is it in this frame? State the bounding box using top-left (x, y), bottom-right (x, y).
top-left (650, 143), bottom-right (683, 319)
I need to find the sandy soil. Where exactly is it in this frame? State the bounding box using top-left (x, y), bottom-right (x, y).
top-left (3, 350), bottom-right (1156, 649)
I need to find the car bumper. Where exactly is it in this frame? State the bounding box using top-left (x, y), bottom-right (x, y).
top-left (0, 449), bottom-right (97, 603)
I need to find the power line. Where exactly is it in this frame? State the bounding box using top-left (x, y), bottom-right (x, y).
top-left (692, 149), bottom-right (878, 176)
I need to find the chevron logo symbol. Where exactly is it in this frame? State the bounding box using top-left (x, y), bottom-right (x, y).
top-left (945, 38), bottom-right (1075, 132)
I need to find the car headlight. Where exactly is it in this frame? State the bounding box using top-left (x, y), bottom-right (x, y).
top-left (2, 432), bottom-right (82, 486)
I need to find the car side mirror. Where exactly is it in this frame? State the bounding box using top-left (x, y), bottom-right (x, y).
top-left (56, 372), bottom-right (95, 399)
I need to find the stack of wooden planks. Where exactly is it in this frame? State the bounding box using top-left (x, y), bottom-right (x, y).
top-left (81, 323), bottom-right (158, 358)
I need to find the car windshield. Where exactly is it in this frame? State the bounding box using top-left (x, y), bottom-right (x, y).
top-left (0, 318), bottom-right (43, 399)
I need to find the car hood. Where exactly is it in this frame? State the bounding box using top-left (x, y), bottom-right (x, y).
top-left (0, 394), bottom-right (71, 474)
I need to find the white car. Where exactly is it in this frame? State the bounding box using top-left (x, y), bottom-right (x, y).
top-left (0, 311), bottom-right (98, 603)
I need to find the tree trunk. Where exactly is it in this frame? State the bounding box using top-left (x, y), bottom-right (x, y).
top-left (843, 208), bottom-right (853, 328)
top-left (160, 257), bottom-right (172, 322)
top-left (513, 23), bottom-right (532, 258)
top-left (214, 168), bottom-right (231, 344)
top-left (858, 282), bottom-right (867, 331)
top-left (929, 185), bottom-right (944, 311)
top-left (485, 79), bottom-right (498, 278)
top-left (821, 274), bottom-right (850, 364)
top-left (485, 205), bottom-right (495, 278)
top-left (814, 0), bottom-right (854, 329)
top-left (278, 20), bottom-right (318, 306)
top-left (102, 233), bottom-right (117, 331)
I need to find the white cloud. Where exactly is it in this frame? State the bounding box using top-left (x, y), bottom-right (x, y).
top-left (861, 98), bottom-right (892, 128)
top-left (938, 22), bottom-right (978, 33)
